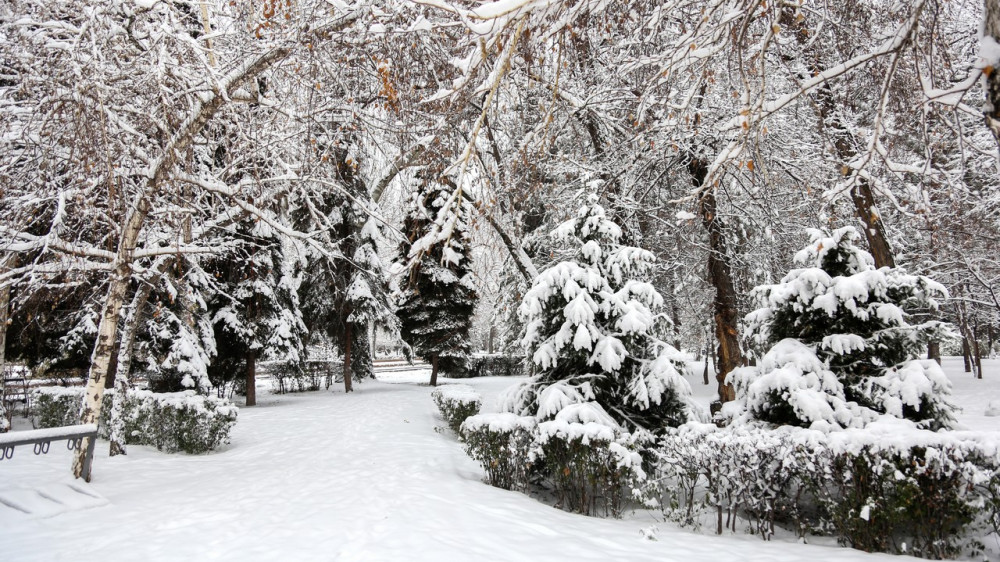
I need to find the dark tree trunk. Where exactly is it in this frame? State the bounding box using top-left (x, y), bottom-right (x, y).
top-left (246, 349), bottom-right (257, 407)
top-left (692, 157), bottom-right (741, 404)
top-left (848, 183), bottom-right (896, 269)
top-left (343, 323), bottom-right (354, 393)
top-left (973, 321), bottom-right (984, 379)
top-left (927, 341), bottom-right (941, 365)
top-left (702, 334), bottom-right (711, 386)
top-left (430, 354), bottom-right (439, 387)
top-left (962, 335), bottom-right (973, 373)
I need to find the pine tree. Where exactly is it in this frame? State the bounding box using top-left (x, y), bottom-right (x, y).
top-left (344, 217), bottom-right (394, 388)
top-left (501, 196), bottom-right (691, 435)
top-left (296, 142), bottom-right (393, 391)
top-left (207, 218), bottom-right (306, 406)
top-left (135, 262), bottom-right (216, 393)
top-left (396, 179), bottom-right (478, 386)
top-left (729, 227), bottom-right (955, 429)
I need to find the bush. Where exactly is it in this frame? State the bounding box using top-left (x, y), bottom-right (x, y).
top-left (535, 418), bottom-right (649, 518)
top-left (460, 354), bottom-right (526, 378)
top-left (431, 384), bottom-right (481, 434)
top-left (461, 413), bottom-right (536, 491)
top-left (654, 421), bottom-right (1000, 556)
top-left (32, 387), bottom-right (237, 454)
top-left (32, 387), bottom-right (98, 428)
top-left (271, 360), bottom-right (341, 393)
top-left (127, 390), bottom-right (238, 453)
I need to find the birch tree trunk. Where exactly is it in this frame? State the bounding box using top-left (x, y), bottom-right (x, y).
top-left (109, 277), bottom-right (156, 456)
top-left (0, 257), bottom-right (10, 432)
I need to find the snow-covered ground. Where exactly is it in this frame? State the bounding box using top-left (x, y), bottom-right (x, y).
top-left (1, 358), bottom-right (997, 561)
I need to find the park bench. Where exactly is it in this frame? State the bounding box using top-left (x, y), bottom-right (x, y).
top-left (0, 424), bottom-right (98, 482)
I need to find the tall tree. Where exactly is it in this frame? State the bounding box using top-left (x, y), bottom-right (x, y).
top-left (397, 177), bottom-right (478, 386)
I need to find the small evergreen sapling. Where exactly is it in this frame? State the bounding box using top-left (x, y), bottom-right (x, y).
top-left (396, 179), bottom-right (478, 386)
top-left (502, 196), bottom-right (692, 435)
top-left (727, 227), bottom-right (955, 429)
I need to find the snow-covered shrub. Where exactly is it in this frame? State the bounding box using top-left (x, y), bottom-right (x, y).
top-left (729, 227), bottom-right (955, 429)
top-left (33, 386), bottom-right (108, 428)
top-left (534, 404), bottom-right (650, 518)
top-left (656, 423), bottom-right (804, 537)
top-left (504, 196), bottom-right (692, 435)
top-left (727, 339), bottom-right (872, 430)
top-left (32, 387), bottom-right (237, 453)
top-left (463, 354), bottom-right (526, 378)
top-left (271, 360), bottom-right (341, 394)
top-left (654, 421), bottom-right (1000, 556)
top-left (129, 390), bottom-right (238, 454)
top-left (432, 384), bottom-right (481, 434)
top-left (461, 413), bottom-right (536, 491)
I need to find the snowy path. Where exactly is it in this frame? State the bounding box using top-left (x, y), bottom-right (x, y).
top-left (2, 362), bottom-right (996, 561)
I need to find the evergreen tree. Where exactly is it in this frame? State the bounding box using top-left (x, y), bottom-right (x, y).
top-left (207, 219), bottom-right (306, 406)
top-left (296, 142), bottom-right (393, 391)
top-left (396, 179), bottom-right (478, 386)
top-left (500, 196), bottom-right (691, 435)
top-left (135, 262), bottom-right (216, 393)
top-left (728, 227), bottom-right (955, 429)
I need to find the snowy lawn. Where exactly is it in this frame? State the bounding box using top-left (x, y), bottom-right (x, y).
top-left (1, 358), bottom-right (997, 561)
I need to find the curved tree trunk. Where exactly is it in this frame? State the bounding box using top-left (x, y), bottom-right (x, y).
top-left (691, 157), bottom-right (741, 404)
top-left (781, 8), bottom-right (897, 268)
top-left (109, 277), bottom-right (156, 456)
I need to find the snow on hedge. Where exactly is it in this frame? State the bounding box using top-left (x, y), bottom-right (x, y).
top-left (32, 387), bottom-right (237, 454)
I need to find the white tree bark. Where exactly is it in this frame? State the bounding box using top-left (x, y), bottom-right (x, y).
top-left (0, 256), bottom-right (10, 432)
top-left (109, 273), bottom-right (158, 456)
top-left (71, 10), bottom-right (363, 477)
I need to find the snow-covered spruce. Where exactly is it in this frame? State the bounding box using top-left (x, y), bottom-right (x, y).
top-left (396, 177), bottom-right (478, 384)
top-left (655, 420), bottom-right (1000, 556)
top-left (726, 227), bottom-right (955, 429)
top-left (137, 263), bottom-right (217, 393)
top-left (501, 196), bottom-right (693, 435)
top-left (32, 387), bottom-right (237, 454)
top-left (431, 384), bottom-right (481, 434)
top-left (294, 143), bottom-right (395, 390)
top-left (206, 216), bottom-right (307, 406)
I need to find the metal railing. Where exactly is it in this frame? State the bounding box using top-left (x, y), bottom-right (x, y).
top-left (0, 424), bottom-right (98, 482)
